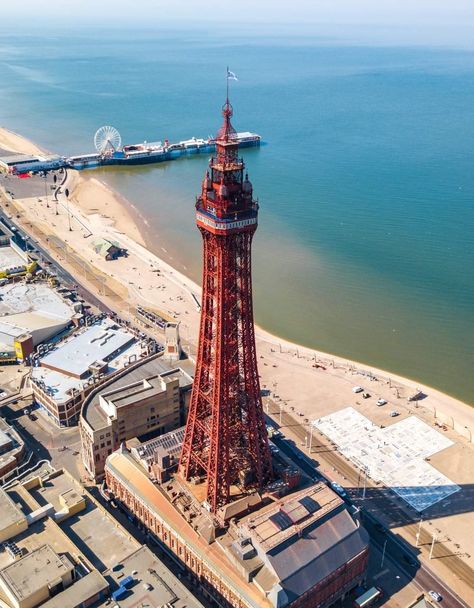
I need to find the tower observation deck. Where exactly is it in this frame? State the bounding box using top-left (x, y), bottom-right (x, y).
top-left (179, 98), bottom-right (273, 513)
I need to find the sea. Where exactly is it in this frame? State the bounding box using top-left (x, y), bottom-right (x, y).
top-left (0, 25), bottom-right (473, 403)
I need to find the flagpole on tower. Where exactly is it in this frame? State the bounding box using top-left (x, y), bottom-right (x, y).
top-left (226, 65), bottom-right (229, 102)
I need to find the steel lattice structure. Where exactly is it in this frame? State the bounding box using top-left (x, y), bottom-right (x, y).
top-left (179, 99), bottom-right (273, 513)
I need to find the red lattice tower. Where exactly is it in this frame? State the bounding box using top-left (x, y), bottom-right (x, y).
top-left (179, 98), bottom-right (273, 513)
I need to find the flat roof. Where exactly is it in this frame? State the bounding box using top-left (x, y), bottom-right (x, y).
top-left (82, 355), bottom-right (193, 431)
top-left (41, 571), bottom-right (108, 608)
top-left (0, 246), bottom-right (26, 270)
top-left (39, 319), bottom-right (136, 378)
top-left (0, 545), bottom-right (73, 601)
top-left (0, 487), bottom-right (26, 533)
top-left (0, 282), bottom-right (73, 320)
top-left (28, 469), bottom-right (140, 572)
top-left (132, 426), bottom-right (185, 465)
top-left (104, 546), bottom-right (204, 608)
top-left (0, 154), bottom-right (39, 165)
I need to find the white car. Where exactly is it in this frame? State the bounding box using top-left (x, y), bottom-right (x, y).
top-left (390, 411), bottom-right (400, 417)
top-left (376, 398), bottom-right (387, 406)
top-left (428, 590), bottom-right (442, 602)
top-left (352, 386), bottom-right (364, 393)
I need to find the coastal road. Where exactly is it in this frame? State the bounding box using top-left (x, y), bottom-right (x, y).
top-left (270, 407), bottom-right (471, 608)
top-left (0, 175), bottom-right (114, 315)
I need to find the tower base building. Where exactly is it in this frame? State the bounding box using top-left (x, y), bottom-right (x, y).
top-left (105, 445), bottom-right (369, 608)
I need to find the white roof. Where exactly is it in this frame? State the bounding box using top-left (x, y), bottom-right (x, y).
top-left (0, 247), bottom-right (26, 271)
top-left (0, 283), bottom-right (73, 320)
top-left (38, 319), bottom-right (136, 378)
top-left (32, 339), bottom-right (143, 403)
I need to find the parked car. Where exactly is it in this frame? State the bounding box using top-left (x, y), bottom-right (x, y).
top-left (390, 411), bottom-right (400, 417)
top-left (377, 398), bottom-right (387, 406)
top-left (330, 482), bottom-right (347, 498)
top-left (352, 386), bottom-right (364, 393)
top-left (428, 590), bottom-right (442, 602)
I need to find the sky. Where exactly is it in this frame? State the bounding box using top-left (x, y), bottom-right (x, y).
top-left (2, 0), bottom-right (474, 26)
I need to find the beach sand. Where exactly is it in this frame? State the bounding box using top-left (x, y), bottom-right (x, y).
top-left (0, 127), bottom-right (46, 156)
top-left (1, 126), bottom-right (474, 598)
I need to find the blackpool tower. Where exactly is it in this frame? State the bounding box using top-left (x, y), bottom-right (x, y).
top-left (179, 96), bottom-right (273, 513)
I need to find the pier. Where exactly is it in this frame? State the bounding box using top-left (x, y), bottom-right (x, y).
top-left (0, 126), bottom-right (261, 176)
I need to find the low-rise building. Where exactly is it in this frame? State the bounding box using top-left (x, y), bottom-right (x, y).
top-left (80, 354), bottom-right (193, 481)
top-left (0, 467), bottom-right (203, 608)
top-left (0, 418), bottom-right (26, 482)
top-left (0, 282), bottom-right (77, 361)
top-left (0, 544), bottom-right (75, 608)
top-left (30, 318), bottom-right (155, 427)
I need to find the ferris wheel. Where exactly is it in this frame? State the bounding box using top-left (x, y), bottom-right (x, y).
top-left (94, 125), bottom-right (122, 155)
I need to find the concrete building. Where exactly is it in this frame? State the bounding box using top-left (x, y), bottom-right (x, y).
top-left (0, 282), bottom-right (76, 360)
top-left (0, 418), bottom-right (26, 482)
top-left (30, 318), bottom-right (154, 427)
top-left (0, 487), bottom-right (28, 543)
top-left (80, 354), bottom-right (193, 481)
top-left (0, 467), bottom-right (203, 608)
top-left (163, 321), bottom-right (182, 362)
top-left (105, 447), bottom-right (369, 608)
top-left (0, 545), bottom-right (75, 608)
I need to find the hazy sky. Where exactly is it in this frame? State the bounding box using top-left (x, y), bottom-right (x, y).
top-left (2, 0), bottom-right (474, 26)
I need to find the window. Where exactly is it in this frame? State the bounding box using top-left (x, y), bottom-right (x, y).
top-left (107, 440), bottom-right (111, 446)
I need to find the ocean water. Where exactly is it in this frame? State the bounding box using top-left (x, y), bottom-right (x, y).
top-left (0, 26), bottom-right (473, 403)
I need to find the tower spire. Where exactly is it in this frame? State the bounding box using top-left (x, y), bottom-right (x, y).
top-left (179, 97), bottom-right (273, 515)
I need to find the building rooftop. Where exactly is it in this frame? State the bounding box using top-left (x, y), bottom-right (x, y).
top-left (103, 545), bottom-right (205, 608)
top-left (82, 355), bottom-right (193, 431)
top-left (0, 428), bottom-right (12, 450)
top-left (41, 571), bottom-right (108, 608)
top-left (0, 487), bottom-right (27, 536)
top-left (27, 469), bottom-right (140, 572)
top-left (0, 247), bottom-right (26, 272)
top-left (38, 319), bottom-right (136, 378)
top-left (0, 283), bottom-right (73, 321)
top-left (0, 544), bottom-right (73, 602)
top-left (31, 321), bottom-right (147, 404)
top-left (131, 426), bottom-right (185, 467)
top-left (0, 154), bottom-right (40, 166)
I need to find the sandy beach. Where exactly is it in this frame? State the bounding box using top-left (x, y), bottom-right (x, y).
top-left (1, 125), bottom-right (474, 598)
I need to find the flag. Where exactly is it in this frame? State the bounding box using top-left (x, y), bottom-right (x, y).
top-left (227, 69), bottom-right (238, 81)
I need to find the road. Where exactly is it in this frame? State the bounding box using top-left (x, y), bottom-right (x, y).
top-left (0, 172), bottom-right (114, 314)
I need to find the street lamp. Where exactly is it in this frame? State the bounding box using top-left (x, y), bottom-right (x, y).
top-left (416, 516), bottom-right (423, 547)
top-left (381, 539), bottom-right (387, 568)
